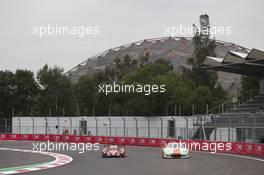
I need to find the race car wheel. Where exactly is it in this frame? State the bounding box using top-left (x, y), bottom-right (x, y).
top-left (181, 155), bottom-right (188, 159)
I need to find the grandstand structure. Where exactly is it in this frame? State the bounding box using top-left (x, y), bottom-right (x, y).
top-left (192, 49), bottom-right (264, 142)
top-left (65, 36), bottom-right (249, 92)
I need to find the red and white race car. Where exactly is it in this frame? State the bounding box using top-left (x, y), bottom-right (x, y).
top-left (102, 145), bottom-right (126, 158)
top-left (162, 142), bottom-right (189, 159)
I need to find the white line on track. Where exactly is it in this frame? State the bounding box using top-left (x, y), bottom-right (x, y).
top-left (0, 147), bottom-right (73, 174)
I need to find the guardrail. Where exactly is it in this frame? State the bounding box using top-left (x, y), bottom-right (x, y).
top-left (0, 134), bottom-right (263, 157)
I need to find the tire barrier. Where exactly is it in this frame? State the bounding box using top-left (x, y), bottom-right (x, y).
top-left (0, 134), bottom-right (263, 157)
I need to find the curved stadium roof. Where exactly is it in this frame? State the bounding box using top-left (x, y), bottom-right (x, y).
top-left (66, 36), bottom-right (250, 91)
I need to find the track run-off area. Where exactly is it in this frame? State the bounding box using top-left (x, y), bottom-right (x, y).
top-left (0, 140), bottom-right (263, 175)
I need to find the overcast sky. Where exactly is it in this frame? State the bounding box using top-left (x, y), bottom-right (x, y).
top-left (0, 0), bottom-right (263, 73)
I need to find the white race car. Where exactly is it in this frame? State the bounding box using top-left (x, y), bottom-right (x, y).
top-left (162, 142), bottom-right (189, 159)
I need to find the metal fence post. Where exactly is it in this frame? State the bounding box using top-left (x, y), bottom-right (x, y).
top-left (31, 117), bottom-right (34, 134)
top-left (134, 117), bottom-right (138, 137)
top-left (231, 129), bottom-right (234, 142)
top-left (147, 117), bottom-right (150, 138)
top-left (56, 117), bottom-right (60, 134)
top-left (200, 116), bottom-right (206, 140)
top-left (81, 117), bottom-right (85, 135)
top-left (18, 117), bottom-right (21, 134)
top-left (214, 116), bottom-right (217, 141)
top-left (107, 117), bottom-right (112, 136)
top-left (228, 116), bottom-right (231, 142)
top-left (94, 117), bottom-right (98, 136)
top-left (44, 117), bottom-right (48, 134)
top-left (159, 117), bottom-right (163, 138)
top-left (68, 117), bottom-right (72, 134)
top-left (183, 117), bottom-right (188, 139)
top-left (220, 129), bottom-right (222, 141)
top-left (171, 117), bottom-right (176, 138)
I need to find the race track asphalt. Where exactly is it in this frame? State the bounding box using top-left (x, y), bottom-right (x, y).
top-left (0, 140), bottom-right (263, 175)
top-left (0, 147), bottom-right (54, 169)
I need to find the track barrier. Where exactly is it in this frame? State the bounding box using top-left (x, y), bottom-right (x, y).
top-left (0, 134), bottom-right (263, 157)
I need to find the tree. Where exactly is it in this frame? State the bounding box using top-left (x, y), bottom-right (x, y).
top-left (107, 54), bottom-right (139, 82)
top-left (186, 14), bottom-right (217, 88)
top-left (74, 73), bottom-right (107, 116)
top-left (104, 64), bottom-right (116, 82)
top-left (139, 51), bottom-right (150, 67)
top-left (0, 71), bottom-right (15, 117)
top-left (13, 70), bottom-right (39, 115)
top-left (0, 70), bottom-right (39, 117)
top-left (36, 64), bottom-right (75, 116)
